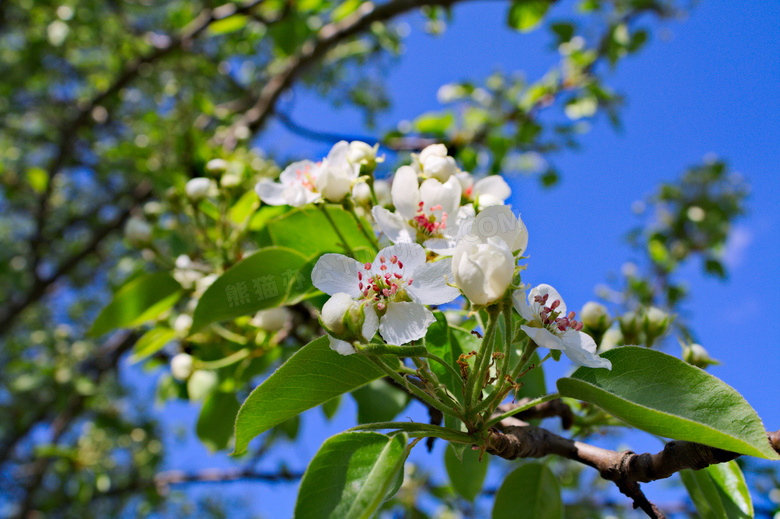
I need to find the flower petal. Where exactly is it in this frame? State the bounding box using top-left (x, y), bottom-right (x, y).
top-left (512, 289), bottom-right (536, 322)
top-left (328, 335), bottom-right (355, 356)
top-left (362, 303), bottom-right (379, 341)
top-left (375, 243), bottom-right (426, 273)
top-left (311, 253), bottom-right (362, 297)
top-left (529, 284), bottom-right (567, 317)
top-left (372, 206), bottom-right (414, 244)
top-left (419, 176), bottom-right (462, 220)
top-left (280, 160), bottom-right (319, 185)
top-left (520, 325), bottom-right (564, 351)
top-left (560, 330), bottom-right (612, 369)
top-left (379, 302), bottom-right (435, 345)
top-left (474, 175), bottom-right (511, 202)
top-left (391, 166), bottom-right (420, 220)
top-left (407, 257), bottom-right (461, 305)
top-left (255, 180), bottom-right (287, 206)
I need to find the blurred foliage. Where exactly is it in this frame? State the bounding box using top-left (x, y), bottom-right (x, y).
top-left (0, 0), bottom-right (763, 518)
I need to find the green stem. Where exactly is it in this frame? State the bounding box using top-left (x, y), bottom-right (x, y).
top-left (510, 337), bottom-right (537, 381)
top-left (485, 392), bottom-right (561, 428)
top-left (465, 307), bottom-right (500, 412)
top-left (348, 422), bottom-right (474, 443)
top-left (344, 200), bottom-right (380, 251)
top-left (367, 356), bottom-right (460, 419)
top-left (195, 348), bottom-right (251, 370)
top-left (318, 203), bottom-right (355, 257)
top-left (422, 352), bottom-right (465, 388)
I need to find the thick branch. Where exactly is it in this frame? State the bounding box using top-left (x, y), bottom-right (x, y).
top-left (485, 418), bottom-right (779, 519)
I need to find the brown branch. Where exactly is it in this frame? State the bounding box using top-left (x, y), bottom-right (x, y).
top-left (484, 417), bottom-right (779, 519)
top-left (496, 398), bottom-right (574, 430)
top-left (218, 0), bottom-right (488, 150)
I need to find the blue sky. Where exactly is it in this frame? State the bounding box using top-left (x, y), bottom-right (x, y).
top-left (137, 2), bottom-right (780, 517)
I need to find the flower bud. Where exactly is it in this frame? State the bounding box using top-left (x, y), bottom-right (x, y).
top-left (352, 181), bottom-right (372, 204)
top-left (581, 302), bottom-right (611, 332)
top-left (316, 163), bottom-right (353, 202)
top-left (418, 144), bottom-right (458, 181)
top-left (205, 158), bottom-right (229, 175)
top-left (452, 236), bottom-right (514, 306)
top-left (682, 342), bottom-right (720, 369)
top-left (643, 306), bottom-right (671, 339)
top-left (185, 177), bottom-right (212, 201)
top-left (173, 314), bottom-right (193, 336)
top-left (220, 172), bottom-right (242, 188)
top-left (124, 217), bottom-right (152, 246)
top-left (348, 141), bottom-right (381, 167)
top-left (252, 307), bottom-right (292, 333)
top-left (618, 311), bottom-right (641, 343)
top-left (374, 179), bottom-right (392, 206)
top-left (170, 353), bottom-right (194, 381)
top-left (321, 293), bottom-right (355, 336)
top-left (600, 327), bottom-right (623, 352)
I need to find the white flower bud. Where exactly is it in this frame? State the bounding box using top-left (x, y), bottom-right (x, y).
top-left (374, 180), bottom-right (391, 206)
top-left (316, 164), bottom-right (353, 203)
top-left (644, 306), bottom-right (671, 338)
top-left (682, 342), bottom-right (720, 368)
top-left (347, 141), bottom-right (380, 166)
top-left (170, 353), bottom-right (194, 381)
top-left (205, 158), bottom-right (229, 174)
top-left (252, 307), bottom-right (292, 332)
top-left (185, 177), bottom-right (212, 201)
top-left (220, 172), bottom-right (242, 188)
top-left (418, 144), bottom-right (458, 181)
top-left (321, 293), bottom-right (354, 335)
top-left (581, 302), bottom-right (610, 331)
top-left (352, 182), bottom-right (372, 204)
top-left (600, 327), bottom-right (623, 352)
top-left (452, 237), bottom-right (515, 306)
top-left (418, 143), bottom-right (448, 164)
top-left (125, 217), bottom-right (152, 246)
top-left (173, 314), bottom-right (193, 336)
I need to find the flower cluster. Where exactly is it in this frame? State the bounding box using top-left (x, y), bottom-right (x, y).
top-left (256, 141), bottom-right (611, 370)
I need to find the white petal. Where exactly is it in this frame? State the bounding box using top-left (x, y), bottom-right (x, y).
top-left (375, 243), bottom-right (426, 273)
top-left (512, 289), bottom-right (536, 321)
top-left (520, 325), bottom-right (564, 351)
top-left (379, 302), bottom-right (435, 345)
top-left (327, 140), bottom-right (350, 164)
top-left (530, 284), bottom-right (567, 316)
top-left (391, 166), bottom-right (420, 220)
top-left (372, 207), bottom-right (414, 244)
top-left (311, 254), bottom-right (362, 297)
top-left (283, 185), bottom-right (313, 207)
top-left (474, 175), bottom-right (511, 202)
top-left (328, 335), bottom-right (355, 356)
top-left (255, 180), bottom-right (287, 206)
top-left (362, 304), bottom-right (379, 341)
top-left (422, 237), bottom-right (457, 256)
top-left (407, 257), bottom-right (460, 305)
top-left (473, 206), bottom-right (522, 250)
top-left (561, 330), bottom-right (612, 369)
top-left (513, 213), bottom-right (529, 255)
top-left (280, 160), bottom-right (318, 185)
top-left (419, 176), bottom-right (462, 220)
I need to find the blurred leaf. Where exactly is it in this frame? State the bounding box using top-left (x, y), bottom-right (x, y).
top-left (444, 444), bottom-right (489, 501)
top-left (493, 463), bottom-right (563, 518)
top-left (413, 111), bottom-right (454, 135)
top-left (233, 336), bottom-right (384, 454)
top-left (131, 327), bottom-right (176, 363)
top-left (558, 347), bottom-right (780, 459)
top-left (294, 432), bottom-right (407, 519)
top-left (208, 15), bottom-right (248, 35)
top-left (88, 272), bottom-right (182, 337)
top-left (507, 1), bottom-right (550, 33)
top-left (197, 392), bottom-right (241, 452)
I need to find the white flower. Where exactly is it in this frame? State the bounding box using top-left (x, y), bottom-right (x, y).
top-left (458, 172), bottom-right (512, 208)
top-left (205, 158), bottom-right (229, 174)
top-left (255, 160), bottom-right (322, 207)
top-left (252, 307), bottom-right (292, 333)
top-left (417, 144), bottom-right (459, 181)
top-left (513, 284), bottom-right (612, 370)
top-left (316, 141), bottom-right (360, 202)
top-left (171, 353), bottom-right (194, 381)
top-left (580, 301), bottom-right (610, 331)
top-left (185, 177), bottom-right (212, 201)
top-left (373, 179), bottom-right (392, 206)
top-left (311, 243), bottom-right (460, 350)
top-left (124, 217), bottom-right (152, 246)
top-left (351, 181), bottom-right (372, 204)
top-left (372, 166), bottom-right (461, 251)
top-left (452, 236), bottom-right (514, 306)
top-left (348, 141), bottom-right (383, 167)
top-left (173, 314), bottom-right (193, 336)
top-left (430, 205), bottom-right (528, 257)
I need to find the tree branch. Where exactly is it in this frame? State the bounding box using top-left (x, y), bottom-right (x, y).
top-left (484, 415), bottom-right (779, 519)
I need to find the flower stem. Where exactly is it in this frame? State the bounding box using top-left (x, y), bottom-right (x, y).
top-left (484, 392), bottom-right (561, 428)
top-left (367, 355), bottom-right (460, 419)
top-left (344, 199), bottom-right (380, 252)
top-left (318, 203), bottom-right (355, 257)
top-left (465, 306), bottom-right (500, 413)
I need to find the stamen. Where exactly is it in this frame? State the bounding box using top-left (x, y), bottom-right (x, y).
top-left (364, 262), bottom-right (372, 270)
top-left (390, 255), bottom-right (398, 264)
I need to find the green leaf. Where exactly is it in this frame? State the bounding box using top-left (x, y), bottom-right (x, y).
top-left (413, 111), bottom-right (454, 135)
top-left (233, 336), bottom-right (384, 454)
top-left (130, 327), bottom-right (176, 363)
top-left (351, 379), bottom-right (410, 424)
top-left (266, 205), bottom-right (375, 260)
top-left (197, 392), bottom-right (241, 452)
top-left (492, 463), bottom-right (563, 519)
top-left (229, 189), bottom-right (260, 224)
top-left (682, 461), bottom-right (754, 519)
top-left (557, 347), bottom-right (780, 459)
top-left (88, 272), bottom-right (182, 337)
top-left (322, 395), bottom-right (342, 420)
top-left (191, 246), bottom-right (309, 333)
top-left (444, 444), bottom-right (489, 501)
top-left (294, 432), bottom-right (407, 519)
top-left (208, 14), bottom-right (248, 35)
top-left (507, 0), bottom-right (550, 33)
